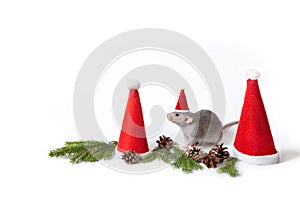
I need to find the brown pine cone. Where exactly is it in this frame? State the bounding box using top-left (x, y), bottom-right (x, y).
top-left (155, 135), bottom-right (173, 150)
top-left (121, 150), bottom-right (141, 164)
top-left (201, 143), bottom-right (231, 168)
top-left (187, 147), bottom-right (207, 162)
top-left (210, 143), bottom-right (230, 162)
top-left (201, 154), bottom-right (218, 168)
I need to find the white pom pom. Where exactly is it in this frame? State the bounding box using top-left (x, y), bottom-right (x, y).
top-left (127, 79), bottom-right (140, 90)
top-left (246, 69), bottom-right (261, 80)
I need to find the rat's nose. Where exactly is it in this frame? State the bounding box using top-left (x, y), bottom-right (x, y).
top-left (166, 113), bottom-right (172, 121)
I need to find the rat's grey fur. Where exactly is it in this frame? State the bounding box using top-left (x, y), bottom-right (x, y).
top-left (167, 110), bottom-right (238, 146)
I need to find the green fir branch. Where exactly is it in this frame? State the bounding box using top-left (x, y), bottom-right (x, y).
top-left (141, 150), bottom-right (158, 163)
top-left (172, 145), bottom-right (185, 157)
top-left (49, 141), bottom-right (118, 163)
top-left (217, 157), bottom-right (239, 177)
top-left (172, 154), bottom-right (203, 173)
top-left (142, 145), bottom-right (185, 164)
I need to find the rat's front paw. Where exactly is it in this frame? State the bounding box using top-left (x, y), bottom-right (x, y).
top-left (190, 141), bottom-right (199, 147)
top-left (183, 145), bottom-right (189, 152)
top-left (186, 140), bottom-right (199, 147)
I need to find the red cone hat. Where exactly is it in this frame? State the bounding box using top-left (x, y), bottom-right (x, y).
top-left (233, 69), bottom-right (279, 165)
top-left (175, 89), bottom-right (189, 113)
top-left (117, 80), bottom-right (149, 154)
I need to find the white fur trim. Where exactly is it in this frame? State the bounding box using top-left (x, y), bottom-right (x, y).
top-left (232, 146), bottom-right (279, 165)
top-left (246, 69), bottom-right (261, 80)
top-left (175, 109), bottom-right (190, 113)
top-left (127, 79), bottom-right (140, 90)
top-left (115, 146), bottom-right (150, 156)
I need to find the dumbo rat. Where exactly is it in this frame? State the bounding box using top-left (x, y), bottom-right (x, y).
top-left (167, 110), bottom-right (238, 147)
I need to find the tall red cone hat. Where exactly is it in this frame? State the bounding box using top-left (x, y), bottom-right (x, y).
top-left (233, 69), bottom-right (279, 165)
top-left (175, 89), bottom-right (189, 113)
top-left (117, 80), bottom-right (149, 154)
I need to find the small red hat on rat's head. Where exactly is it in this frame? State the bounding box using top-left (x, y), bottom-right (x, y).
top-left (233, 69), bottom-right (279, 165)
top-left (175, 89), bottom-right (189, 113)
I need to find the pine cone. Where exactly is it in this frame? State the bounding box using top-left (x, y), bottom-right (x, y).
top-left (210, 143), bottom-right (230, 162)
top-left (201, 154), bottom-right (218, 168)
top-left (187, 147), bottom-right (207, 162)
top-left (201, 143), bottom-right (231, 168)
top-left (155, 135), bottom-right (173, 150)
top-left (121, 150), bottom-right (141, 164)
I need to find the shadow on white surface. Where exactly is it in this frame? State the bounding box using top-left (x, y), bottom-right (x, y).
top-left (279, 149), bottom-right (300, 163)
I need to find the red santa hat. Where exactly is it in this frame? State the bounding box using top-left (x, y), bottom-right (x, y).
top-left (233, 69), bottom-right (279, 165)
top-left (175, 89), bottom-right (189, 113)
top-left (117, 80), bottom-right (149, 154)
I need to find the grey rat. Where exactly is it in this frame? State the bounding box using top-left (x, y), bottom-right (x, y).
top-left (167, 110), bottom-right (238, 147)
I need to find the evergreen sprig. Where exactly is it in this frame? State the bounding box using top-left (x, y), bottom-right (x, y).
top-left (217, 157), bottom-right (239, 177)
top-left (49, 141), bottom-right (118, 164)
top-left (172, 153), bottom-right (203, 173)
top-left (142, 145), bottom-right (185, 164)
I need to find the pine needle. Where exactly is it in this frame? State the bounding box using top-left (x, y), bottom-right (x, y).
top-left (49, 141), bottom-right (118, 163)
top-left (172, 154), bottom-right (203, 173)
top-left (141, 150), bottom-right (158, 163)
top-left (142, 145), bottom-right (185, 164)
top-left (217, 157), bottom-right (239, 177)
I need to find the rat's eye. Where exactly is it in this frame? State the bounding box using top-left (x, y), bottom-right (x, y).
top-left (175, 114), bottom-right (179, 117)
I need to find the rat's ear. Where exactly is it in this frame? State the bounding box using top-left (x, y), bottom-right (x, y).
top-left (185, 116), bottom-right (193, 124)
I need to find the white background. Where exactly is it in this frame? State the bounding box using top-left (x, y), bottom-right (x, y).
top-left (1, 1), bottom-right (300, 199)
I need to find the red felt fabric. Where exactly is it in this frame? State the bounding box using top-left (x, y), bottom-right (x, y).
top-left (117, 89), bottom-right (149, 154)
top-left (175, 89), bottom-right (189, 110)
top-left (234, 80), bottom-right (277, 156)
